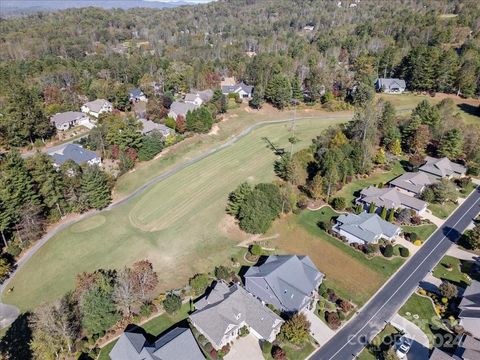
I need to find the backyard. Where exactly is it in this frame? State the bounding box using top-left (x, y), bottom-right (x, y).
top-left (270, 208), bottom-right (406, 306)
top-left (3, 114), bottom-right (348, 312)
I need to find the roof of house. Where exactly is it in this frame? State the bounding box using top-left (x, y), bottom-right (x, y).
top-left (359, 186), bottom-right (427, 212)
top-left (221, 82), bottom-right (253, 94)
top-left (197, 89), bottom-right (214, 102)
top-left (50, 111), bottom-right (86, 126)
top-left (190, 282), bottom-right (283, 347)
top-left (460, 280), bottom-right (480, 310)
top-left (129, 88), bottom-right (144, 98)
top-left (244, 255), bottom-right (324, 311)
top-left (48, 143), bottom-right (99, 166)
top-left (389, 172), bottom-right (437, 194)
top-left (419, 157), bottom-right (467, 178)
top-left (376, 78), bottom-right (406, 89)
top-left (169, 101), bottom-right (198, 117)
top-left (83, 99), bottom-right (111, 113)
top-left (335, 212), bottom-right (401, 243)
top-left (109, 327), bottom-right (204, 360)
top-left (139, 118), bottom-right (171, 135)
top-left (429, 347), bottom-right (456, 360)
top-left (455, 335), bottom-right (480, 360)
top-left (184, 93), bottom-right (200, 102)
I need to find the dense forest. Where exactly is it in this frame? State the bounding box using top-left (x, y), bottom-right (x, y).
top-left (1, 0), bottom-right (479, 132)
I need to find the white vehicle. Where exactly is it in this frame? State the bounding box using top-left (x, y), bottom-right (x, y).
top-left (395, 336), bottom-right (413, 359)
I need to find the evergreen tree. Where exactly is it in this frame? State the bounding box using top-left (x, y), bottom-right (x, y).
top-left (265, 74), bottom-right (292, 109)
top-left (0, 151), bottom-right (40, 245)
top-left (26, 152), bottom-right (66, 217)
top-left (291, 76), bottom-right (303, 101)
top-left (438, 128), bottom-right (464, 158)
top-left (368, 202), bottom-right (376, 213)
top-left (249, 85), bottom-right (264, 109)
top-left (380, 206), bottom-right (387, 220)
top-left (387, 209), bottom-right (395, 222)
top-left (138, 131), bottom-right (164, 161)
top-left (226, 182), bottom-right (253, 217)
top-left (389, 138), bottom-right (402, 156)
top-left (80, 166), bottom-right (112, 210)
top-left (411, 100), bottom-right (440, 131)
top-left (186, 107), bottom-right (213, 133)
top-left (436, 49), bottom-right (459, 93)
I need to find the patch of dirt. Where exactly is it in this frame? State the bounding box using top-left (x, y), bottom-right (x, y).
top-left (218, 214), bottom-right (249, 242)
top-left (209, 124), bottom-right (220, 135)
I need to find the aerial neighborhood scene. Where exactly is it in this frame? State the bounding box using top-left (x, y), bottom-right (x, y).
top-left (1, 1), bottom-right (480, 360)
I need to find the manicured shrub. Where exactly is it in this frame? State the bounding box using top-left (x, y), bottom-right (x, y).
top-left (249, 244), bottom-right (262, 256)
top-left (327, 288), bottom-right (338, 303)
top-left (189, 273), bottom-right (211, 295)
top-left (339, 299), bottom-right (353, 313)
top-left (163, 293), bottom-right (181, 314)
top-left (330, 197), bottom-right (347, 210)
top-left (338, 311), bottom-right (346, 320)
top-left (365, 243), bottom-right (379, 255)
top-left (317, 221), bottom-right (332, 231)
top-left (411, 216), bottom-right (422, 225)
top-left (414, 240), bottom-right (423, 246)
top-left (439, 281), bottom-right (458, 299)
top-left (272, 346), bottom-right (287, 360)
top-left (214, 265), bottom-right (231, 281)
top-left (408, 232), bottom-right (419, 242)
top-left (383, 244), bottom-right (394, 258)
top-left (399, 247), bottom-right (410, 257)
top-left (239, 325), bottom-right (249, 337)
top-left (278, 313), bottom-right (311, 345)
top-left (325, 311), bottom-right (341, 329)
top-left (204, 342), bottom-right (213, 352)
top-left (318, 283), bottom-right (328, 298)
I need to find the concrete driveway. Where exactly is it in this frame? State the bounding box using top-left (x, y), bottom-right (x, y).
top-left (224, 333), bottom-right (264, 360)
top-left (303, 301), bottom-right (336, 346)
top-left (390, 314), bottom-right (429, 360)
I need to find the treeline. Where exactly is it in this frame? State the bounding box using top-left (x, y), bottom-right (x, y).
top-left (1, 1), bottom-right (480, 146)
top-left (0, 151), bottom-right (112, 278)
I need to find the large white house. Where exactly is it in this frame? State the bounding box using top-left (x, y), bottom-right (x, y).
top-left (221, 82), bottom-right (254, 99)
top-left (375, 78), bottom-right (406, 94)
top-left (50, 111), bottom-right (92, 131)
top-left (81, 99), bottom-right (113, 118)
top-left (47, 143), bottom-right (101, 168)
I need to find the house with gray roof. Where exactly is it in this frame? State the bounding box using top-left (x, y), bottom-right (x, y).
top-left (375, 78), bottom-right (406, 93)
top-left (389, 172), bottom-right (437, 196)
top-left (419, 156), bottom-right (467, 180)
top-left (222, 82), bottom-right (254, 99)
top-left (189, 281), bottom-right (283, 350)
top-left (139, 118), bottom-right (172, 137)
top-left (333, 212), bottom-right (401, 245)
top-left (168, 101), bottom-right (198, 120)
top-left (357, 186), bottom-right (428, 214)
top-left (458, 280), bottom-right (480, 338)
top-left (244, 255), bottom-right (324, 313)
top-left (47, 143), bottom-right (101, 167)
top-left (81, 99), bottom-right (113, 118)
top-left (429, 335), bottom-right (480, 360)
top-left (109, 327), bottom-right (204, 360)
top-left (185, 90), bottom-right (214, 106)
top-left (50, 111), bottom-right (92, 131)
top-left (129, 88), bottom-right (147, 102)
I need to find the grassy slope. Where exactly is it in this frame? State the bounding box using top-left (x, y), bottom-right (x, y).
top-left (271, 208), bottom-right (404, 306)
top-left (4, 116), bottom-right (346, 311)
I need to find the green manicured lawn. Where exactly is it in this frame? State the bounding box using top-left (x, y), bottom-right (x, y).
top-left (261, 338), bottom-right (316, 360)
top-left (428, 202), bottom-right (458, 219)
top-left (336, 161), bottom-right (405, 205)
top-left (98, 303), bottom-right (191, 360)
top-left (399, 294), bottom-right (445, 347)
top-left (4, 115), bottom-right (348, 312)
top-left (272, 208), bottom-right (405, 306)
top-left (432, 255), bottom-right (471, 288)
top-left (402, 224), bottom-right (437, 241)
top-left (357, 324), bottom-right (399, 360)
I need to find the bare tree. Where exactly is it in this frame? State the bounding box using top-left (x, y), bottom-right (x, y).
top-left (113, 268), bottom-right (137, 316)
top-left (130, 260), bottom-right (159, 303)
top-left (16, 201), bottom-right (45, 246)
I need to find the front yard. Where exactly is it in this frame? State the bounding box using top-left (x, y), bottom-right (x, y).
top-left (428, 202), bottom-right (458, 219)
top-left (261, 337), bottom-right (316, 360)
top-left (357, 324), bottom-right (400, 360)
top-left (432, 255), bottom-right (472, 288)
top-left (402, 224), bottom-right (437, 242)
top-left (399, 293), bottom-right (445, 347)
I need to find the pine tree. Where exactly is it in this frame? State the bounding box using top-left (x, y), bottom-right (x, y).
top-left (380, 206), bottom-right (387, 220)
top-left (265, 74), bottom-right (292, 109)
top-left (291, 76), bottom-right (303, 102)
top-left (80, 166), bottom-right (112, 210)
top-left (438, 128), bottom-right (464, 158)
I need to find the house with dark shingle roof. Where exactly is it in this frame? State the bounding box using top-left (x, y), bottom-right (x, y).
top-left (109, 327), bottom-right (204, 360)
top-left (244, 255), bottom-right (324, 313)
top-left (419, 157), bottom-right (467, 180)
top-left (129, 88), bottom-right (147, 102)
top-left (357, 186), bottom-right (428, 214)
top-left (189, 281), bottom-right (283, 350)
top-left (333, 212), bottom-right (401, 245)
top-left (47, 143), bottom-right (101, 167)
top-left (389, 172), bottom-right (437, 197)
top-left (375, 78), bottom-right (406, 93)
top-left (221, 82), bottom-right (254, 99)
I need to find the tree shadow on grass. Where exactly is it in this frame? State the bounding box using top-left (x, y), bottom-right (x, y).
top-left (0, 313), bottom-right (32, 360)
top-left (457, 103), bottom-right (480, 118)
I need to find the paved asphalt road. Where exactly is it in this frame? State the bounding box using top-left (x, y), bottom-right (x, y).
top-left (311, 186), bottom-right (480, 360)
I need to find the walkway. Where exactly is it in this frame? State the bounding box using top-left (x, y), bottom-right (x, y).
top-left (421, 209), bottom-right (445, 227)
top-left (0, 114), bottom-right (351, 328)
top-left (390, 314), bottom-right (429, 360)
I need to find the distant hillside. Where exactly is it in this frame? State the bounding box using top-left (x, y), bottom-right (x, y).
top-left (0, 0), bottom-right (210, 17)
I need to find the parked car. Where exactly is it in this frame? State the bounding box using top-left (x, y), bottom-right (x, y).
top-left (395, 336), bottom-right (413, 359)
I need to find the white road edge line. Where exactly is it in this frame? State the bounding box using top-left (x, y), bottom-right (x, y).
top-left (327, 192), bottom-right (480, 360)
